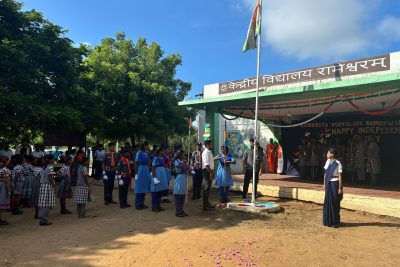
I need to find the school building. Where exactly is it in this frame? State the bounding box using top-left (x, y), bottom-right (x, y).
top-left (180, 51), bottom-right (400, 218)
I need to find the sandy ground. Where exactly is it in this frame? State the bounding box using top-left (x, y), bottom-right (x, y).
top-left (0, 183), bottom-right (399, 267)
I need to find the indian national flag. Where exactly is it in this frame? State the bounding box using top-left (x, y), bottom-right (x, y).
top-left (243, 0), bottom-right (262, 53)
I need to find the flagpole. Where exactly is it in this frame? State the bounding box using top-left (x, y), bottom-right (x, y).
top-left (252, 0), bottom-right (262, 204)
top-left (224, 119), bottom-right (227, 147)
top-left (186, 117), bottom-right (192, 205)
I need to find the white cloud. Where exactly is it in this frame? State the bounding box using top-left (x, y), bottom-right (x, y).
top-left (378, 16), bottom-right (400, 41)
top-left (236, 0), bottom-right (400, 61)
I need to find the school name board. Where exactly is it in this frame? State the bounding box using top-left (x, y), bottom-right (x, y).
top-left (300, 119), bottom-right (400, 136)
top-left (218, 54), bottom-right (390, 94)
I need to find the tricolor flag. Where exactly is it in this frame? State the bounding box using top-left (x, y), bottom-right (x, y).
top-left (242, 0), bottom-right (262, 53)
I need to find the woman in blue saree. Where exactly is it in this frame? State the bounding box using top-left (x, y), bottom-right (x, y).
top-left (323, 147), bottom-right (343, 228)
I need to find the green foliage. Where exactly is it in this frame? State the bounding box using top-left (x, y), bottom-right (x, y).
top-left (83, 33), bottom-right (192, 143)
top-left (0, 0), bottom-right (92, 142)
top-left (0, 1), bottom-right (192, 145)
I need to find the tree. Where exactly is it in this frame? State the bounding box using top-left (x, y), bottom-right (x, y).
top-left (83, 33), bottom-right (192, 144)
top-left (0, 0), bottom-right (96, 143)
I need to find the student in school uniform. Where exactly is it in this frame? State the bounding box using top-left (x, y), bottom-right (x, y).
top-left (70, 151), bottom-right (84, 186)
top-left (116, 149), bottom-right (132, 209)
top-left (174, 151), bottom-right (188, 217)
top-left (202, 140), bottom-right (215, 211)
top-left (134, 142), bottom-right (151, 210)
top-left (38, 154), bottom-right (56, 226)
top-left (74, 157), bottom-right (91, 218)
top-left (161, 144), bottom-right (172, 204)
top-left (0, 157), bottom-right (11, 225)
top-left (57, 155), bottom-right (73, 214)
top-left (215, 146), bottom-right (236, 203)
top-left (21, 155), bottom-right (35, 207)
top-left (10, 154), bottom-right (24, 215)
top-left (190, 142), bottom-right (203, 200)
top-left (151, 147), bottom-right (168, 212)
top-left (323, 148), bottom-right (343, 228)
top-left (32, 158), bottom-right (43, 219)
top-left (102, 143), bottom-right (119, 205)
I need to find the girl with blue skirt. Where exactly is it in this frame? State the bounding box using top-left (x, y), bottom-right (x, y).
top-left (161, 144), bottom-right (172, 203)
top-left (216, 146), bottom-right (236, 203)
top-left (134, 142), bottom-right (151, 210)
top-left (323, 147), bottom-right (343, 228)
top-left (174, 151), bottom-right (188, 217)
top-left (151, 148), bottom-right (168, 212)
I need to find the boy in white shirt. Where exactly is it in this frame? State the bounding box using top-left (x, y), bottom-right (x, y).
top-left (201, 140), bottom-right (215, 211)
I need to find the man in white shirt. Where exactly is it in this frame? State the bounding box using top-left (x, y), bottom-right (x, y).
top-left (201, 140), bottom-right (215, 211)
top-left (94, 144), bottom-right (107, 181)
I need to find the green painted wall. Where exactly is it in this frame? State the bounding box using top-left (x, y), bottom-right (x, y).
top-left (205, 107), bottom-right (220, 155)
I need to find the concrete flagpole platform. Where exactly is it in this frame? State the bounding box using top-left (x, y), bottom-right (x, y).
top-left (226, 199), bottom-right (281, 214)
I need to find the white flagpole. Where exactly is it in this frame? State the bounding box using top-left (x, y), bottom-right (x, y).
top-left (186, 117), bottom-right (192, 204)
top-left (252, 0), bottom-right (262, 203)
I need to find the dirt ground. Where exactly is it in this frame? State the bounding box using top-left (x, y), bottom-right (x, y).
top-left (1, 183), bottom-right (399, 267)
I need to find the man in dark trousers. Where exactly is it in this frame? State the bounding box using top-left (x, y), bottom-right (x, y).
top-left (242, 139), bottom-right (264, 199)
top-left (201, 140), bottom-right (215, 211)
top-left (102, 142), bottom-right (119, 205)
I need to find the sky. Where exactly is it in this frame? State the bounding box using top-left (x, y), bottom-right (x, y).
top-left (21, 0), bottom-right (400, 99)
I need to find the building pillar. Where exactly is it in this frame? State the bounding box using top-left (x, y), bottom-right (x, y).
top-left (205, 107), bottom-right (220, 155)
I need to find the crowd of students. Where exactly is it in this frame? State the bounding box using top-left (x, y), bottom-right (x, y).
top-left (0, 136), bottom-right (349, 229)
top-left (0, 147), bottom-right (92, 226)
top-left (0, 138), bottom-right (243, 227)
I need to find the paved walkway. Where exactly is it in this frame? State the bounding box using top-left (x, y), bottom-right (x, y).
top-left (232, 173), bottom-right (400, 199)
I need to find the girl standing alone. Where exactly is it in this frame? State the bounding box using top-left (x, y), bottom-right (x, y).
top-left (323, 148), bottom-right (343, 228)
